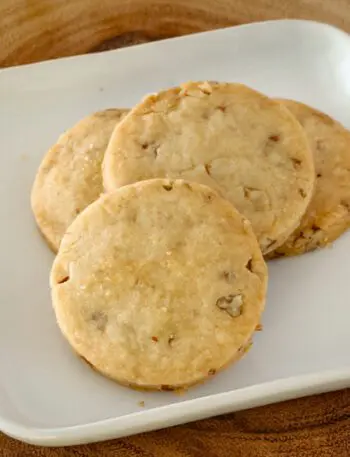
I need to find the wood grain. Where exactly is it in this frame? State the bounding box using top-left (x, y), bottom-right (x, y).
top-left (1, 0), bottom-right (350, 67)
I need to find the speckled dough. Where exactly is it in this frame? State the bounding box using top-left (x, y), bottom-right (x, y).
top-left (268, 100), bottom-right (350, 257)
top-left (103, 82), bottom-right (315, 253)
top-left (51, 179), bottom-right (267, 390)
top-left (31, 108), bottom-right (128, 252)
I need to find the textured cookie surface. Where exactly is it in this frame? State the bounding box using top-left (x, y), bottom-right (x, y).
top-left (270, 100), bottom-right (350, 257)
top-left (103, 82), bottom-right (315, 253)
top-left (31, 108), bottom-right (128, 252)
top-left (51, 179), bottom-right (267, 390)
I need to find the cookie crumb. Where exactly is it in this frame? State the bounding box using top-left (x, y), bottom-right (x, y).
top-left (255, 323), bottom-right (263, 331)
top-left (138, 401), bottom-right (145, 407)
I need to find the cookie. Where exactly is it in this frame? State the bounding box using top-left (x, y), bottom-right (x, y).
top-left (102, 81), bottom-right (315, 254)
top-left (31, 108), bottom-right (128, 252)
top-left (269, 100), bottom-right (350, 257)
top-left (51, 179), bottom-right (267, 390)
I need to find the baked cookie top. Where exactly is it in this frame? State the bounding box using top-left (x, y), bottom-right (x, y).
top-left (51, 179), bottom-right (267, 389)
top-left (103, 81), bottom-right (315, 253)
top-left (31, 108), bottom-right (128, 252)
top-left (270, 100), bottom-right (350, 257)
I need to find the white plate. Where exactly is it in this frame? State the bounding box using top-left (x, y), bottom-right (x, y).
top-left (1, 19), bottom-right (350, 447)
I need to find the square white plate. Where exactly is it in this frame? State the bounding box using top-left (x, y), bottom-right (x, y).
top-left (1, 19), bottom-right (350, 447)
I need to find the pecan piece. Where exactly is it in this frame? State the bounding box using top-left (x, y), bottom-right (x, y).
top-left (291, 158), bottom-right (302, 169)
top-left (216, 294), bottom-right (243, 317)
top-left (268, 134), bottom-right (280, 142)
top-left (90, 311), bottom-right (108, 332)
top-left (163, 183), bottom-right (173, 191)
top-left (57, 276), bottom-right (69, 284)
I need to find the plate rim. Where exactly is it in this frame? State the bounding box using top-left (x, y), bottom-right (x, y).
top-left (2, 368), bottom-right (350, 446)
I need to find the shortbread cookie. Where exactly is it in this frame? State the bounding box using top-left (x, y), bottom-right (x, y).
top-left (51, 179), bottom-right (267, 390)
top-left (31, 108), bottom-right (128, 252)
top-left (103, 81), bottom-right (315, 254)
top-left (270, 100), bottom-right (350, 257)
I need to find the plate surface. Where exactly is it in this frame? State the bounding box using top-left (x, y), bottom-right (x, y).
top-left (1, 19), bottom-right (350, 446)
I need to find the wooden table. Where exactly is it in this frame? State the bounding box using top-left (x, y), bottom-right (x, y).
top-left (1, 0), bottom-right (350, 67)
top-left (1, 1), bottom-right (350, 455)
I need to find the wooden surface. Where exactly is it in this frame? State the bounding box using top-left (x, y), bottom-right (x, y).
top-left (1, 0), bottom-right (350, 67)
top-left (1, 0), bottom-right (350, 455)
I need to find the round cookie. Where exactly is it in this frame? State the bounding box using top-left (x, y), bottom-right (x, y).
top-left (51, 179), bottom-right (267, 390)
top-left (31, 108), bottom-right (128, 252)
top-left (103, 81), bottom-right (315, 254)
top-left (269, 100), bottom-right (350, 257)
